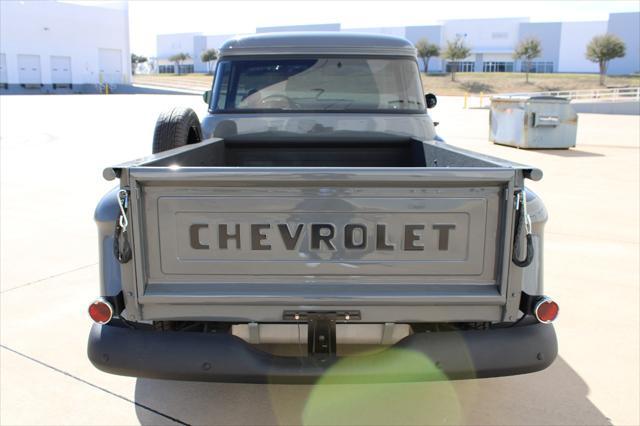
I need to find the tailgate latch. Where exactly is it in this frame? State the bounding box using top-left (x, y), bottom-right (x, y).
top-left (512, 189), bottom-right (534, 267)
top-left (114, 189), bottom-right (132, 264)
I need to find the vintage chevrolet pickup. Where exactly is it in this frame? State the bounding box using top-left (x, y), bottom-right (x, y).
top-left (87, 32), bottom-right (558, 384)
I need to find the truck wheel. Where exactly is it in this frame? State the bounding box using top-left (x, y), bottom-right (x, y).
top-left (152, 107), bottom-right (203, 154)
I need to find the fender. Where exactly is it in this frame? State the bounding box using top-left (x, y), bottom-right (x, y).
top-left (94, 186), bottom-right (122, 296)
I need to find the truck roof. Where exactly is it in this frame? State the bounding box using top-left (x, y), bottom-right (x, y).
top-left (218, 32), bottom-right (417, 57)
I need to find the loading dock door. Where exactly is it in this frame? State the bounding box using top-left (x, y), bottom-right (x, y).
top-left (98, 48), bottom-right (122, 85)
top-left (17, 54), bottom-right (42, 85)
top-left (50, 56), bottom-right (72, 87)
top-left (0, 54), bottom-right (7, 87)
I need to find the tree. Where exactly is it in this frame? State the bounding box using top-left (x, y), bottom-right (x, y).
top-left (130, 53), bottom-right (147, 75)
top-left (586, 34), bottom-right (626, 86)
top-left (415, 39), bottom-right (440, 74)
top-left (200, 48), bottom-right (218, 74)
top-left (442, 37), bottom-right (471, 81)
top-left (168, 52), bottom-right (191, 75)
top-left (513, 38), bottom-right (542, 83)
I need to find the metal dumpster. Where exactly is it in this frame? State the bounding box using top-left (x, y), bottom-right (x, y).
top-left (490, 96), bottom-right (578, 149)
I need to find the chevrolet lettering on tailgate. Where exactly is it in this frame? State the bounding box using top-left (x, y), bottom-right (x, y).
top-left (189, 223), bottom-right (457, 252)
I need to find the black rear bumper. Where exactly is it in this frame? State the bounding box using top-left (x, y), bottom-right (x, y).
top-left (88, 320), bottom-right (557, 384)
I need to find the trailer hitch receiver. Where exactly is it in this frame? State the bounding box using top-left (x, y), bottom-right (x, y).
top-left (282, 311), bottom-right (361, 356)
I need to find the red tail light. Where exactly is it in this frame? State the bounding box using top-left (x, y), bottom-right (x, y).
top-left (88, 298), bottom-right (113, 324)
top-left (534, 297), bottom-right (559, 324)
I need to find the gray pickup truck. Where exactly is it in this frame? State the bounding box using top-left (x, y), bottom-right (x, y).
top-left (87, 33), bottom-right (558, 384)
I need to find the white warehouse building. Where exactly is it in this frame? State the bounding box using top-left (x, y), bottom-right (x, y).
top-left (0, 1), bottom-right (131, 92)
top-left (156, 13), bottom-right (639, 76)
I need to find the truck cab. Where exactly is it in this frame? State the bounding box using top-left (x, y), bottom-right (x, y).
top-left (201, 33), bottom-right (438, 141)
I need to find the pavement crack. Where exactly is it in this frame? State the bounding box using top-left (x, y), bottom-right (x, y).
top-left (0, 344), bottom-right (190, 426)
top-left (1, 263), bottom-right (99, 294)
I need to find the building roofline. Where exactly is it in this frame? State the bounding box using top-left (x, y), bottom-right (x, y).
top-left (437, 16), bottom-right (530, 24)
top-left (157, 32), bottom-right (204, 37)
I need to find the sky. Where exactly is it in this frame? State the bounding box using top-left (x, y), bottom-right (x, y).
top-left (126, 0), bottom-right (640, 56)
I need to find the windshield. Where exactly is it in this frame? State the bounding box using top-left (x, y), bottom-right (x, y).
top-left (212, 57), bottom-right (424, 113)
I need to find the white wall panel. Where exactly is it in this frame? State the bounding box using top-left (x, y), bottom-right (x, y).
top-left (442, 18), bottom-right (527, 52)
top-left (342, 27), bottom-right (406, 37)
top-left (157, 33), bottom-right (201, 59)
top-left (482, 53), bottom-right (514, 62)
top-left (0, 1), bottom-right (130, 85)
top-left (558, 21), bottom-right (608, 73)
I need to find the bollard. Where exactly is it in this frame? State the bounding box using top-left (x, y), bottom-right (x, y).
top-left (464, 93), bottom-right (468, 109)
top-left (479, 92), bottom-right (484, 107)
top-left (105, 84), bottom-right (109, 95)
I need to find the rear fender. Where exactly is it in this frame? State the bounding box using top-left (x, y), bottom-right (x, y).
top-left (521, 188), bottom-right (548, 296)
top-left (95, 187), bottom-right (122, 296)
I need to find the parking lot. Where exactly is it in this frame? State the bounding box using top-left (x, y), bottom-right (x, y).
top-left (0, 93), bottom-right (638, 425)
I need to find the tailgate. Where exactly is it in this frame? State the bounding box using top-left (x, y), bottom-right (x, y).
top-left (122, 168), bottom-right (518, 322)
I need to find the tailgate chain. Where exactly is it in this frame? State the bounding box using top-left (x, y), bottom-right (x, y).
top-left (512, 189), bottom-right (534, 267)
top-left (113, 189), bottom-right (132, 264)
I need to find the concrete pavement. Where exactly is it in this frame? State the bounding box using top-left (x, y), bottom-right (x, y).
top-left (0, 94), bottom-right (638, 425)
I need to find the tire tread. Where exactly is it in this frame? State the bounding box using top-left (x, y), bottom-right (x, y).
top-left (152, 107), bottom-right (202, 154)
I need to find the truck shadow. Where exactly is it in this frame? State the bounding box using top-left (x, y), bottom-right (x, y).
top-left (134, 356), bottom-right (612, 425)
top-left (530, 149), bottom-right (605, 158)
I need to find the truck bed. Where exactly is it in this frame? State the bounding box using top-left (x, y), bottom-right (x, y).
top-left (104, 135), bottom-right (541, 324)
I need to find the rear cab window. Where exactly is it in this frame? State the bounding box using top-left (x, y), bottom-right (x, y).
top-left (212, 57), bottom-right (425, 113)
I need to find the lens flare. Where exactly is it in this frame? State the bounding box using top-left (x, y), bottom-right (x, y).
top-left (301, 348), bottom-right (465, 425)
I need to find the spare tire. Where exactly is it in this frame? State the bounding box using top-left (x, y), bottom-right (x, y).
top-left (152, 107), bottom-right (203, 154)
